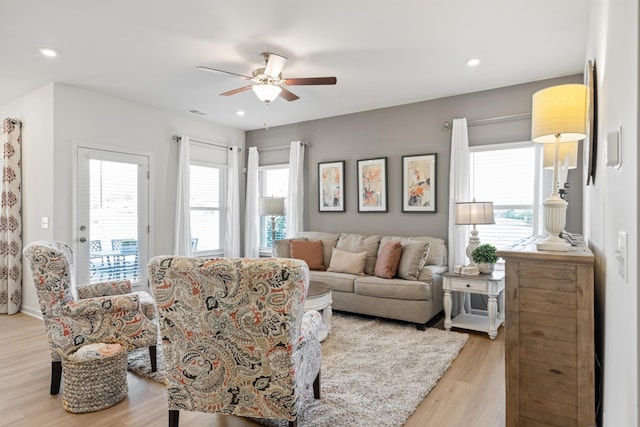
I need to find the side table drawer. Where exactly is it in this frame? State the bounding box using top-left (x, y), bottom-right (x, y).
top-left (449, 279), bottom-right (486, 292)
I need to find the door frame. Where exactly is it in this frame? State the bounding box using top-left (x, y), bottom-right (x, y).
top-left (73, 142), bottom-right (154, 291)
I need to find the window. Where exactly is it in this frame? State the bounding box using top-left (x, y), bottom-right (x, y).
top-left (259, 165), bottom-right (289, 252)
top-left (470, 143), bottom-right (540, 251)
top-left (190, 162), bottom-right (226, 254)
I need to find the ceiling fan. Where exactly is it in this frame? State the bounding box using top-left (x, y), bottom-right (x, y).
top-left (197, 52), bottom-right (337, 104)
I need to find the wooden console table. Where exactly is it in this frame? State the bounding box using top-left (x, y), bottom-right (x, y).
top-left (497, 243), bottom-right (595, 426)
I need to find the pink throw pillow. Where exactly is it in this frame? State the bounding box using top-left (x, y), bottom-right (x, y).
top-left (290, 240), bottom-right (325, 270)
top-left (374, 241), bottom-right (403, 279)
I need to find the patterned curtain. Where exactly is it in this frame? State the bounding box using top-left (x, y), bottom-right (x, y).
top-left (0, 118), bottom-right (22, 315)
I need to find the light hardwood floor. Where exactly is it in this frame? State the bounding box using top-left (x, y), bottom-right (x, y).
top-left (0, 313), bottom-right (505, 427)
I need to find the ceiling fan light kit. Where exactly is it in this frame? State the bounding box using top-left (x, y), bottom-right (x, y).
top-left (252, 84), bottom-right (282, 103)
top-left (198, 51), bottom-right (337, 104)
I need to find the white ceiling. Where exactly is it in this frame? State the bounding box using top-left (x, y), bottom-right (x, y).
top-left (0, 0), bottom-right (590, 131)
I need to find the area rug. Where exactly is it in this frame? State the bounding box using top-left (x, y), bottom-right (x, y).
top-left (128, 312), bottom-right (468, 427)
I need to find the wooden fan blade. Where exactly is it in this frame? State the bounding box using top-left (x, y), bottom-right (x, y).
top-left (264, 53), bottom-right (287, 78)
top-left (278, 87), bottom-right (300, 102)
top-left (197, 66), bottom-right (252, 80)
top-left (220, 85), bottom-right (253, 96)
top-left (283, 76), bottom-right (337, 86)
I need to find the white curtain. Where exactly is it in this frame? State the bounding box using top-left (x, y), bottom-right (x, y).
top-left (0, 119), bottom-right (22, 315)
top-left (244, 147), bottom-right (260, 257)
top-left (448, 118), bottom-right (471, 269)
top-left (286, 141), bottom-right (305, 237)
top-left (174, 136), bottom-right (192, 256)
top-left (224, 146), bottom-right (240, 257)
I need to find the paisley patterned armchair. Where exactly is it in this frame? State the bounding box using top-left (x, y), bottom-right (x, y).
top-left (147, 256), bottom-right (322, 427)
top-left (23, 240), bottom-right (159, 395)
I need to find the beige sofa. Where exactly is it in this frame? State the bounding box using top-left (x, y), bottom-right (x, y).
top-left (274, 231), bottom-right (448, 329)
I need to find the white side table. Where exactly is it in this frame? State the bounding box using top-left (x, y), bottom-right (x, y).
top-left (443, 271), bottom-right (505, 340)
top-left (304, 281), bottom-right (332, 342)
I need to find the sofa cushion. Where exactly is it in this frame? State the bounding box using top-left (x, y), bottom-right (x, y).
top-left (327, 248), bottom-right (367, 275)
top-left (273, 237), bottom-right (307, 258)
top-left (296, 231), bottom-right (340, 268)
top-left (397, 240), bottom-right (430, 280)
top-left (374, 241), bottom-right (402, 279)
top-left (354, 276), bottom-right (432, 301)
top-left (308, 270), bottom-right (358, 293)
top-left (336, 233), bottom-right (381, 275)
top-left (290, 240), bottom-right (325, 270)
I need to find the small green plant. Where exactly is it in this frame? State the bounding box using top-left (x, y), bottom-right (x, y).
top-left (472, 244), bottom-right (498, 264)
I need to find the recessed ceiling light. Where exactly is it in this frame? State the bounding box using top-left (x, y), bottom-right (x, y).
top-left (39, 48), bottom-right (58, 57)
top-left (236, 110), bottom-right (245, 116)
top-left (466, 58), bottom-right (480, 67)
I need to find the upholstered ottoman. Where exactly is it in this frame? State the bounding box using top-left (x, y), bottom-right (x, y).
top-left (61, 343), bottom-right (128, 413)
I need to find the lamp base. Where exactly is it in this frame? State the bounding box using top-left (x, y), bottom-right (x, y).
top-left (537, 193), bottom-right (570, 252)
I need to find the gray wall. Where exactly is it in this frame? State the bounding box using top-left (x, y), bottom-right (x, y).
top-left (246, 74), bottom-right (584, 241)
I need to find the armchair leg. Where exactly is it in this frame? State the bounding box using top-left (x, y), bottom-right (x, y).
top-left (150, 345), bottom-right (157, 372)
top-left (288, 420), bottom-right (297, 427)
top-left (51, 360), bottom-right (62, 395)
top-left (313, 368), bottom-right (321, 399)
top-left (169, 409), bottom-right (179, 427)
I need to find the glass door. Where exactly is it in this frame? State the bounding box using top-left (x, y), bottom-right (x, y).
top-left (76, 147), bottom-right (149, 288)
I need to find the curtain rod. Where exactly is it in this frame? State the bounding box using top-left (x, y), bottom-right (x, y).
top-left (172, 135), bottom-right (241, 152)
top-left (254, 141), bottom-right (310, 152)
top-left (442, 113), bottom-right (531, 130)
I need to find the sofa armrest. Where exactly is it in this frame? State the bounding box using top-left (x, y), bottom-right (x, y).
top-left (417, 264), bottom-right (448, 283)
top-left (63, 293), bottom-right (140, 317)
top-left (77, 280), bottom-right (133, 298)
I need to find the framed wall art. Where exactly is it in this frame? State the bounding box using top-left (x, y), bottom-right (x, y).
top-left (584, 59), bottom-right (598, 185)
top-left (357, 157), bottom-right (387, 212)
top-left (318, 161), bottom-right (345, 212)
top-left (402, 153), bottom-right (436, 212)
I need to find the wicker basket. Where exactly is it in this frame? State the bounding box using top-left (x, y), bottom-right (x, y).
top-left (61, 343), bottom-right (128, 413)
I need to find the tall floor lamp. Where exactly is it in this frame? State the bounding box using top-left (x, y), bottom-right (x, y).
top-left (531, 84), bottom-right (587, 251)
top-left (455, 201), bottom-right (495, 265)
top-left (259, 196), bottom-right (286, 254)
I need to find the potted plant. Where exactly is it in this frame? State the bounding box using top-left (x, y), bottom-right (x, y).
top-left (472, 244), bottom-right (498, 274)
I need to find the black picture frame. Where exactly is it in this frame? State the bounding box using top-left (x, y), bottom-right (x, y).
top-left (402, 153), bottom-right (437, 212)
top-left (357, 157), bottom-right (388, 212)
top-left (318, 161), bottom-right (345, 212)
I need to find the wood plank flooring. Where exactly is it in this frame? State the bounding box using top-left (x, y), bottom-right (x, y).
top-left (0, 313), bottom-right (505, 427)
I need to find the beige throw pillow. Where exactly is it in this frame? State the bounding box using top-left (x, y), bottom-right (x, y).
top-left (397, 240), bottom-right (430, 280)
top-left (327, 248), bottom-right (367, 275)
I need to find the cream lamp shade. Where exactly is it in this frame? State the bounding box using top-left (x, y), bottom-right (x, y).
top-left (455, 201), bottom-right (495, 266)
top-left (455, 202), bottom-right (495, 225)
top-left (252, 84), bottom-right (282, 103)
top-left (531, 84), bottom-right (588, 143)
top-left (259, 196), bottom-right (285, 217)
top-left (543, 141), bottom-right (578, 169)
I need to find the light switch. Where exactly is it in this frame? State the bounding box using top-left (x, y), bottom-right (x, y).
top-left (41, 216), bottom-right (49, 229)
top-left (606, 127), bottom-right (621, 168)
top-left (615, 231), bottom-right (627, 281)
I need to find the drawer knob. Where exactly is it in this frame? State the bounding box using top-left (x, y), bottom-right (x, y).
top-left (466, 284), bottom-right (470, 287)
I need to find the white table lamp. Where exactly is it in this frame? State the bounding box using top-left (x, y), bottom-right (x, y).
top-left (259, 196), bottom-right (285, 252)
top-left (455, 201), bottom-right (495, 265)
top-left (532, 84), bottom-right (587, 251)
